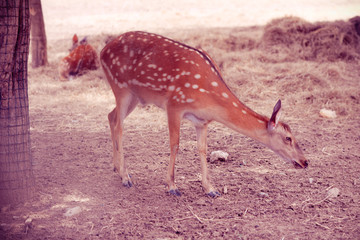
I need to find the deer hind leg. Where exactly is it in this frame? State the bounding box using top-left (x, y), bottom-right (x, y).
top-left (108, 91), bottom-right (138, 187)
top-left (166, 108), bottom-right (182, 196)
top-left (195, 124), bottom-right (221, 197)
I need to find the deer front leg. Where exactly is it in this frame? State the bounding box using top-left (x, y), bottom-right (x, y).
top-left (166, 109), bottom-right (182, 196)
top-left (195, 124), bottom-right (221, 197)
top-left (108, 107), bottom-right (132, 187)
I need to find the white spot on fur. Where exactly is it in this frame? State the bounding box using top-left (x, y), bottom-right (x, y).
top-left (211, 81), bottom-right (218, 87)
top-left (222, 92), bottom-right (229, 98)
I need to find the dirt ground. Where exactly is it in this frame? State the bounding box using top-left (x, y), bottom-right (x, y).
top-left (1, 18), bottom-right (360, 240)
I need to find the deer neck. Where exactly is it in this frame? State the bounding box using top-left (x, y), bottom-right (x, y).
top-left (214, 102), bottom-right (271, 145)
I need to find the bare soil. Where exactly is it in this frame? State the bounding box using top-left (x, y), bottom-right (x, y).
top-left (1, 25), bottom-right (360, 239)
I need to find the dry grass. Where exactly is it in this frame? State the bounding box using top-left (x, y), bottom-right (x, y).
top-left (261, 16), bottom-right (360, 62)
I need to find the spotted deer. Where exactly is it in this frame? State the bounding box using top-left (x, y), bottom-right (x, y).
top-left (59, 34), bottom-right (98, 81)
top-left (100, 31), bottom-right (308, 197)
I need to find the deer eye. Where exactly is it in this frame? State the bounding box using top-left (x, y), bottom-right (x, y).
top-left (285, 137), bottom-right (292, 143)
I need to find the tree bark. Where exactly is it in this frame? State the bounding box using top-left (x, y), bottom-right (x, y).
top-left (29, 0), bottom-right (47, 68)
top-left (0, 0), bottom-right (35, 206)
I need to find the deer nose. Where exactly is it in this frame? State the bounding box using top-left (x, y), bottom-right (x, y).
top-left (293, 159), bottom-right (308, 169)
top-left (302, 159), bottom-right (309, 168)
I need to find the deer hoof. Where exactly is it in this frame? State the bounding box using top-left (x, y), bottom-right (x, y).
top-left (168, 189), bottom-right (182, 197)
top-left (122, 179), bottom-right (132, 188)
top-left (208, 191), bottom-right (221, 198)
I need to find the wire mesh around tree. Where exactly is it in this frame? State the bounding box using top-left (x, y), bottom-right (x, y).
top-left (0, 0), bottom-right (35, 205)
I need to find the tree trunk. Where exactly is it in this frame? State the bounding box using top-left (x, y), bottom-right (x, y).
top-left (0, 0), bottom-right (35, 206)
top-left (30, 0), bottom-right (47, 68)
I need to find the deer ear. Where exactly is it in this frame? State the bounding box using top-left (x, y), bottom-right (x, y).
top-left (72, 34), bottom-right (78, 44)
top-left (268, 99), bottom-right (282, 131)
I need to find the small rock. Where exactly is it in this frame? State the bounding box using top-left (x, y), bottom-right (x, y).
top-left (210, 150), bottom-right (229, 163)
top-left (320, 108), bottom-right (337, 119)
top-left (223, 186), bottom-right (228, 194)
top-left (327, 187), bottom-right (340, 198)
top-left (25, 217), bottom-right (33, 225)
top-left (24, 217), bottom-right (33, 233)
top-left (309, 178), bottom-right (314, 184)
top-left (64, 206), bottom-right (82, 217)
top-left (258, 192), bottom-right (269, 198)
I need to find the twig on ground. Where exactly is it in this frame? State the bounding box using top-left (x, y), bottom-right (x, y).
top-left (302, 187), bottom-right (337, 211)
top-left (187, 205), bottom-right (204, 223)
top-left (315, 222), bottom-right (330, 230)
top-left (243, 208), bottom-right (248, 217)
top-left (302, 194), bottom-right (331, 211)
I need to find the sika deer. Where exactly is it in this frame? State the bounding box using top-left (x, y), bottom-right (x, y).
top-left (59, 34), bottom-right (98, 81)
top-left (100, 31), bottom-right (308, 197)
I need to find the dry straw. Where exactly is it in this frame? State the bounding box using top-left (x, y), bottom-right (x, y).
top-left (261, 16), bottom-right (360, 62)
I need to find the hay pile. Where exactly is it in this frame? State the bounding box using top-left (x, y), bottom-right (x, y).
top-left (261, 16), bottom-right (360, 61)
